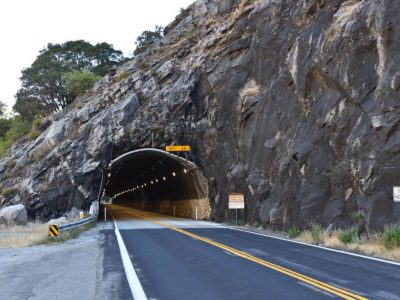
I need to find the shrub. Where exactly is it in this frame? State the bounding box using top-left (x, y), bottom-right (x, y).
top-left (1, 188), bottom-right (13, 198)
top-left (65, 70), bottom-right (101, 98)
top-left (28, 129), bottom-right (40, 140)
top-left (0, 139), bottom-right (11, 156)
top-left (238, 219), bottom-right (245, 226)
top-left (351, 211), bottom-right (364, 223)
top-left (252, 218), bottom-right (260, 228)
top-left (5, 117), bottom-right (31, 142)
top-left (310, 222), bottom-right (323, 243)
top-left (32, 118), bottom-right (43, 128)
top-left (288, 226), bottom-right (301, 238)
top-left (138, 61), bottom-right (149, 70)
top-left (338, 228), bottom-right (359, 244)
top-left (383, 225), bottom-right (400, 250)
top-left (134, 26), bottom-right (163, 56)
top-left (116, 71), bottom-right (130, 81)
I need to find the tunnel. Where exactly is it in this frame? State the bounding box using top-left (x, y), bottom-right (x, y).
top-left (101, 148), bottom-right (210, 219)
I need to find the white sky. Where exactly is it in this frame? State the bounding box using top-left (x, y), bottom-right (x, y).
top-left (0, 0), bottom-right (194, 111)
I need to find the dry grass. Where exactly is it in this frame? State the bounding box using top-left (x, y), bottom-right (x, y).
top-left (0, 224), bottom-right (48, 248)
top-left (231, 0), bottom-right (254, 23)
top-left (295, 230), bottom-right (400, 262)
top-left (240, 79), bottom-right (260, 98)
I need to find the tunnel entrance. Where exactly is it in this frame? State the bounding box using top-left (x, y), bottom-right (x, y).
top-left (102, 148), bottom-right (210, 219)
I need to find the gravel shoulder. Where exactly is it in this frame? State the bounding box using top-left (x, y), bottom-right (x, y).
top-left (0, 222), bottom-right (131, 300)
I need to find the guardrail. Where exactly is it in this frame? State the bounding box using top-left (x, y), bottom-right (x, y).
top-left (59, 215), bottom-right (96, 232)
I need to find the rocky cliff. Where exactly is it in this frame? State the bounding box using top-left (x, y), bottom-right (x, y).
top-left (1, 0), bottom-right (400, 230)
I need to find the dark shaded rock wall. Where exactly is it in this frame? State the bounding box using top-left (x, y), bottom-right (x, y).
top-left (1, 0), bottom-right (400, 230)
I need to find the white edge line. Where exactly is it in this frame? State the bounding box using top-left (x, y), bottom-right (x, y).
top-left (112, 215), bottom-right (147, 300)
top-left (227, 227), bottom-right (400, 267)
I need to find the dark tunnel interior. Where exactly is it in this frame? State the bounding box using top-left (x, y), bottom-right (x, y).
top-left (102, 149), bottom-right (210, 219)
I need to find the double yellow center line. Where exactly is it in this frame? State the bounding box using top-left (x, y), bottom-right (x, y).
top-left (116, 207), bottom-right (367, 300)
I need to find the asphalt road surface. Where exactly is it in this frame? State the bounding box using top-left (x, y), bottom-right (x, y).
top-left (106, 204), bottom-right (400, 300)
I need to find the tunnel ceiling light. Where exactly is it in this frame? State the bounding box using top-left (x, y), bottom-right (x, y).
top-left (144, 183), bottom-right (147, 186)
top-left (172, 172), bottom-right (176, 177)
top-left (163, 177), bottom-right (166, 181)
top-left (184, 169), bottom-right (187, 173)
top-left (151, 181), bottom-right (154, 184)
top-left (155, 179), bottom-right (159, 183)
top-left (108, 173), bottom-right (111, 178)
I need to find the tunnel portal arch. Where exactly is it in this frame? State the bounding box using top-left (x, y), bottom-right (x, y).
top-left (102, 148), bottom-right (210, 219)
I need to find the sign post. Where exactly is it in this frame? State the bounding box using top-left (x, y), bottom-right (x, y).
top-left (229, 193), bottom-right (244, 226)
top-left (393, 187), bottom-right (400, 202)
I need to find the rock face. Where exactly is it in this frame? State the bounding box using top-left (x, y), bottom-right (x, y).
top-left (1, 0), bottom-right (400, 230)
top-left (0, 204), bottom-right (28, 226)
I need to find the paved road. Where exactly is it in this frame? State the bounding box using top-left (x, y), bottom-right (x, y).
top-left (107, 204), bottom-right (400, 300)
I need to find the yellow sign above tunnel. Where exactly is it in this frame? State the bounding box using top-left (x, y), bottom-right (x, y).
top-left (165, 145), bottom-right (191, 152)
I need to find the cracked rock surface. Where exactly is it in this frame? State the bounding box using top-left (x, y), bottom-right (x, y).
top-left (0, 0), bottom-right (400, 230)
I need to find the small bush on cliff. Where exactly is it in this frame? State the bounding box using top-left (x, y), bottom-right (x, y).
top-left (1, 188), bottom-right (13, 198)
top-left (383, 225), bottom-right (400, 250)
top-left (338, 228), bottom-right (359, 244)
top-left (288, 226), bottom-right (301, 238)
top-left (351, 211), bottom-right (364, 223)
top-left (65, 70), bottom-right (101, 98)
top-left (134, 26), bottom-right (163, 56)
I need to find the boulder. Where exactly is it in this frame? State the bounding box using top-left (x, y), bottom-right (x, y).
top-left (0, 204), bottom-right (28, 226)
top-left (47, 217), bottom-right (67, 225)
top-left (64, 207), bottom-right (81, 219)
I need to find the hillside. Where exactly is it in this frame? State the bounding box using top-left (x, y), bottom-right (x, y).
top-left (0, 0), bottom-right (399, 230)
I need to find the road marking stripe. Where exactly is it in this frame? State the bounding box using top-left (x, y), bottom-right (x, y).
top-left (231, 228), bottom-right (400, 267)
top-left (119, 206), bottom-right (400, 266)
top-left (111, 214), bottom-right (147, 300)
top-left (124, 209), bottom-right (367, 300)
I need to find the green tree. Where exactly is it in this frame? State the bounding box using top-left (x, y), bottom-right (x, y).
top-left (0, 101), bottom-right (6, 116)
top-left (0, 119), bottom-right (11, 138)
top-left (65, 70), bottom-right (102, 98)
top-left (13, 90), bottom-right (51, 122)
top-left (15, 40), bottom-right (124, 117)
top-left (134, 26), bottom-right (163, 56)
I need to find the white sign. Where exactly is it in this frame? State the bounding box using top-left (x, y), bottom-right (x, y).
top-left (229, 193), bottom-right (244, 209)
top-left (393, 187), bottom-right (400, 202)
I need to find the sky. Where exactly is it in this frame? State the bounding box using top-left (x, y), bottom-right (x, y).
top-left (0, 0), bottom-right (194, 111)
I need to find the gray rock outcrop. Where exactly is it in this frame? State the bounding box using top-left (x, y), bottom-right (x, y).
top-left (0, 204), bottom-right (28, 226)
top-left (0, 0), bottom-right (400, 230)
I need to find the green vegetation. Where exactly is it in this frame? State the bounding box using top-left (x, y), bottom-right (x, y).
top-left (338, 228), bottom-right (359, 244)
top-left (134, 26), bottom-right (163, 56)
top-left (14, 40), bottom-right (124, 119)
top-left (351, 211), bottom-right (364, 223)
top-left (252, 218), bottom-right (260, 228)
top-left (288, 226), bottom-right (301, 238)
top-left (116, 71), bottom-right (130, 81)
top-left (310, 222), bottom-right (323, 243)
top-left (0, 40), bottom-right (124, 156)
top-left (65, 70), bottom-right (101, 98)
top-left (1, 188), bottom-right (13, 198)
top-left (383, 225), bottom-right (400, 250)
top-left (0, 117), bottom-right (31, 157)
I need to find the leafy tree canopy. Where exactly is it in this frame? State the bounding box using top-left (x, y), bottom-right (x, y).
top-left (0, 101), bottom-right (6, 117)
top-left (14, 40), bottom-right (124, 118)
top-left (134, 26), bottom-right (163, 56)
